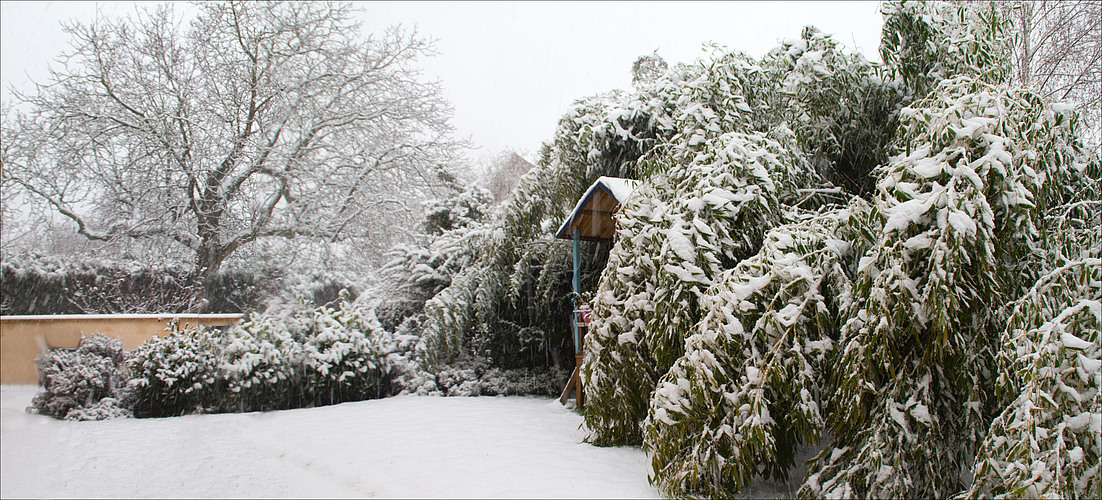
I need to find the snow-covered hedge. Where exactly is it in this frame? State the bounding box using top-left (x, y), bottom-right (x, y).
top-left (2, 253), bottom-right (199, 314)
top-left (0, 252), bottom-right (284, 314)
top-left (29, 334), bottom-right (134, 421)
top-left (129, 293), bottom-right (400, 417)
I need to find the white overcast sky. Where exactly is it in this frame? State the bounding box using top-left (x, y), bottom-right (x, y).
top-left (1, 1), bottom-right (886, 165)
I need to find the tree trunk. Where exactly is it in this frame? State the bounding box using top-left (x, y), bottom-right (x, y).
top-left (193, 244), bottom-right (227, 313)
top-left (1019, 1), bottom-right (1033, 86)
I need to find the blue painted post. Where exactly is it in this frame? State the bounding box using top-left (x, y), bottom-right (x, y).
top-left (572, 228), bottom-right (581, 354)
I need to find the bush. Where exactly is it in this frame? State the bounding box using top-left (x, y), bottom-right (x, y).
top-left (128, 292), bottom-right (399, 417)
top-left (220, 314), bottom-right (305, 412)
top-left (128, 327), bottom-right (226, 417)
top-left (423, 357), bottom-right (570, 397)
top-left (28, 334), bottom-right (134, 421)
top-left (37, 291), bottom-right (569, 420)
top-left (298, 297), bottom-right (393, 405)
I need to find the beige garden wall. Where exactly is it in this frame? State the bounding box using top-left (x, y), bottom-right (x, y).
top-left (0, 314), bottom-right (244, 385)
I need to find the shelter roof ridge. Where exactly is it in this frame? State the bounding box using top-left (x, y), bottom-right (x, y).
top-left (554, 176), bottom-right (639, 241)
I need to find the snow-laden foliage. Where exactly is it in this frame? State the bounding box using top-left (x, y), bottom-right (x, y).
top-left (219, 313), bottom-right (304, 411)
top-left (762, 27), bottom-right (904, 197)
top-left (562, 2), bottom-right (1098, 498)
top-left (649, 127), bottom-right (819, 367)
top-left (656, 50), bottom-right (773, 157)
top-left (632, 53), bottom-right (669, 89)
top-left (962, 258), bottom-right (1101, 499)
top-left (579, 23), bottom-right (903, 449)
top-left (880, 0), bottom-right (1012, 101)
top-left (130, 293), bottom-right (399, 417)
top-left (29, 334), bottom-right (134, 420)
top-left (582, 126), bottom-right (820, 446)
top-left (373, 210), bottom-right (485, 332)
top-left (385, 314), bottom-right (443, 395)
top-left (577, 179), bottom-right (662, 445)
top-left (298, 298), bottom-right (393, 404)
top-left (798, 75), bottom-right (1092, 499)
top-left (373, 244), bottom-right (455, 330)
top-left (420, 86), bottom-right (670, 371)
top-left (421, 176), bottom-right (495, 236)
top-left (643, 200), bottom-right (876, 497)
top-left (129, 327), bottom-right (227, 416)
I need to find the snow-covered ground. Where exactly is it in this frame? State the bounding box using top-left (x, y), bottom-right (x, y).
top-left (1, 385), bottom-right (658, 498)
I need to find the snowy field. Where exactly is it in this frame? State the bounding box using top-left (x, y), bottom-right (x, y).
top-left (1, 385), bottom-right (659, 498)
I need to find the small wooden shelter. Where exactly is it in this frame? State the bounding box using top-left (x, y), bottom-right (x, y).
top-left (555, 176), bottom-right (639, 407)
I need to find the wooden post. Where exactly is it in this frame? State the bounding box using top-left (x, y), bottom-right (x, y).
top-left (559, 228), bottom-right (586, 407)
top-left (572, 228), bottom-right (581, 354)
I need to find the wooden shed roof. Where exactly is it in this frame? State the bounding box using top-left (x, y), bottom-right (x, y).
top-left (555, 176), bottom-right (639, 242)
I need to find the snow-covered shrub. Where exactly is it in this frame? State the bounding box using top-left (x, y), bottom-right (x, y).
top-left (426, 357), bottom-right (570, 397)
top-left (129, 327), bottom-right (225, 417)
top-left (62, 397), bottom-right (133, 421)
top-left (644, 200), bottom-right (875, 497)
top-left (130, 293), bottom-right (401, 416)
top-left (299, 294), bottom-right (395, 405)
top-left (799, 75), bottom-right (1091, 499)
top-left (582, 125), bottom-right (821, 446)
top-left (478, 366), bottom-right (569, 397)
top-left (384, 313), bottom-right (441, 395)
top-left (961, 259), bottom-right (1100, 499)
top-left (219, 313), bottom-right (304, 412)
top-left (422, 178), bottom-right (494, 236)
top-left (29, 334), bottom-right (134, 420)
top-left (435, 361), bottom-right (484, 397)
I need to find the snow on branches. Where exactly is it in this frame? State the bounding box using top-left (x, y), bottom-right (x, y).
top-left (799, 74), bottom-right (1092, 499)
top-left (880, 0), bottom-right (1013, 101)
top-left (963, 259), bottom-right (1100, 499)
top-left (644, 201), bottom-right (874, 497)
top-left (582, 127), bottom-right (821, 446)
top-left (576, 2), bottom-right (1097, 498)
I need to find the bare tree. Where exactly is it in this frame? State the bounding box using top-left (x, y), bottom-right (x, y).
top-left (631, 52), bottom-right (668, 89)
top-left (482, 151), bottom-right (535, 203)
top-left (1, 1), bottom-right (460, 299)
top-left (1002, 0), bottom-right (1101, 144)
